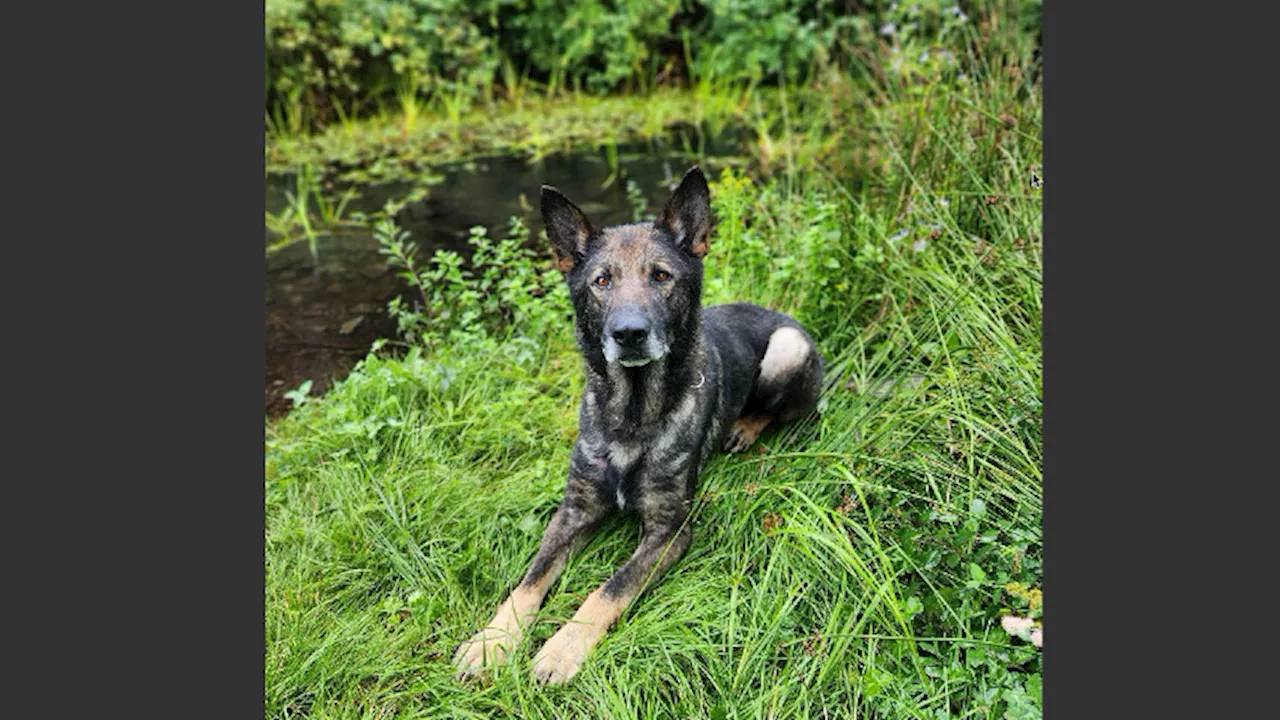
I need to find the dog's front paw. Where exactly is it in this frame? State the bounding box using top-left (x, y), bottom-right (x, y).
top-left (452, 596), bottom-right (536, 681)
top-left (452, 625), bottom-right (520, 681)
top-left (532, 625), bottom-right (590, 685)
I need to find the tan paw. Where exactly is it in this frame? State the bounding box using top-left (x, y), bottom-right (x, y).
top-left (453, 598), bottom-right (530, 681)
top-left (452, 625), bottom-right (521, 681)
top-left (532, 624), bottom-right (590, 685)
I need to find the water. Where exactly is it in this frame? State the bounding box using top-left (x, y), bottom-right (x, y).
top-left (265, 135), bottom-right (747, 417)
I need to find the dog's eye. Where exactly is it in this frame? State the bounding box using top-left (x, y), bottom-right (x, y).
top-left (652, 269), bottom-right (671, 283)
top-left (593, 275), bottom-right (610, 288)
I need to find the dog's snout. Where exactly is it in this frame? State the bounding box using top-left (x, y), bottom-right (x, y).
top-left (610, 308), bottom-right (650, 349)
top-left (602, 307), bottom-right (663, 366)
top-left (611, 318), bottom-right (649, 347)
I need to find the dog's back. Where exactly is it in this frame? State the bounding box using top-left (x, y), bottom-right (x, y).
top-left (702, 302), bottom-right (824, 454)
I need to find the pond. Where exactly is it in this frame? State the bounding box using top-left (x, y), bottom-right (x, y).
top-left (265, 133), bottom-right (748, 417)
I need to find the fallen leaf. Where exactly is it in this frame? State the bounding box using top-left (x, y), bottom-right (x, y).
top-left (339, 316), bottom-right (366, 335)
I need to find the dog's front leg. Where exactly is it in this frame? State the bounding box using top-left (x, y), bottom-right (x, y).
top-left (453, 489), bottom-right (606, 681)
top-left (532, 507), bottom-right (693, 685)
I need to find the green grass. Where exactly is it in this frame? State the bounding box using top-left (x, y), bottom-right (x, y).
top-left (266, 17), bottom-right (1042, 720)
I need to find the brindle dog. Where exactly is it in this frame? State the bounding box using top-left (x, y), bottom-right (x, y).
top-left (453, 166), bottom-right (824, 685)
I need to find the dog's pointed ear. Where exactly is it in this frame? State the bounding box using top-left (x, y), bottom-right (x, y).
top-left (541, 185), bottom-right (595, 272)
top-left (657, 166), bottom-right (712, 258)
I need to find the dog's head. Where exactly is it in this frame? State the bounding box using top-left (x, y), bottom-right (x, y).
top-left (541, 166), bottom-right (712, 370)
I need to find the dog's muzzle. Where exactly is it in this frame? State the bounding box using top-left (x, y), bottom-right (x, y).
top-left (603, 311), bottom-right (666, 367)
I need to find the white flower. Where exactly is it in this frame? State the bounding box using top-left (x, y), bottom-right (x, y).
top-left (1001, 615), bottom-right (1034, 636)
top-left (1002, 615), bottom-right (1042, 649)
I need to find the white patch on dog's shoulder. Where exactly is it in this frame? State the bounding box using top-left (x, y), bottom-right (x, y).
top-left (758, 326), bottom-right (810, 384)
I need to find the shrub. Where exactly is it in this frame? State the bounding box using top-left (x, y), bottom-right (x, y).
top-left (691, 0), bottom-right (871, 84)
top-left (375, 216), bottom-right (571, 358)
top-left (506, 0), bottom-right (682, 94)
top-left (265, 0), bottom-right (501, 122)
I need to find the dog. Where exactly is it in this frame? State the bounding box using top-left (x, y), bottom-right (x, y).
top-left (453, 166), bottom-right (824, 685)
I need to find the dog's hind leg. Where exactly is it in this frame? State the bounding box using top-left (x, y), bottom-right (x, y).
top-left (532, 508), bottom-right (693, 685)
top-left (725, 325), bottom-right (823, 453)
top-left (724, 412), bottom-right (772, 453)
top-left (453, 488), bottom-right (607, 681)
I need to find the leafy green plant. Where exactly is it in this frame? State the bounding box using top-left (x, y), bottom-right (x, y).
top-left (282, 379), bottom-right (312, 409)
top-left (375, 216), bottom-right (571, 355)
top-left (506, 0), bottom-right (680, 95)
top-left (692, 0), bottom-right (871, 85)
top-left (266, 0), bottom-right (501, 128)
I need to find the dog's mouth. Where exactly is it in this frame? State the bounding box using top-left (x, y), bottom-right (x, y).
top-left (603, 336), bottom-right (669, 368)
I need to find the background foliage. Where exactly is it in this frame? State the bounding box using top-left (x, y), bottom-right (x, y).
top-left (266, 0), bottom-right (1042, 126)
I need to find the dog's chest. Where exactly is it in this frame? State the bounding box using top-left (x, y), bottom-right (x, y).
top-left (603, 434), bottom-right (701, 512)
top-left (586, 374), bottom-right (708, 512)
top-left (606, 442), bottom-right (643, 510)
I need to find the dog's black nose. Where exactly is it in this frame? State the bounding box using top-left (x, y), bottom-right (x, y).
top-left (611, 320), bottom-right (649, 347)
